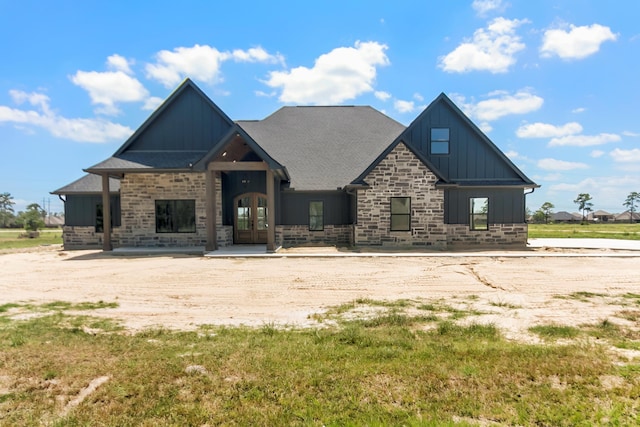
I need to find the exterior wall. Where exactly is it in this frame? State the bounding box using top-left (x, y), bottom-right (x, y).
top-left (118, 172), bottom-right (217, 247)
top-left (62, 225), bottom-right (106, 249)
top-left (446, 223), bottom-right (528, 247)
top-left (276, 225), bottom-right (352, 247)
top-left (354, 143), bottom-right (447, 247)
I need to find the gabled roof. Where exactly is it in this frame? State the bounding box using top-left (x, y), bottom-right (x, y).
top-left (86, 78), bottom-right (234, 174)
top-left (237, 106), bottom-right (406, 190)
top-left (397, 93), bottom-right (538, 188)
top-left (51, 174), bottom-right (120, 195)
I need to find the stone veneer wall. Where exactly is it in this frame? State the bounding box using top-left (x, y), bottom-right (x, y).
top-left (276, 225), bottom-right (353, 247)
top-left (62, 225), bottom-right (106, 249)
top-left (354, 143), bottom-right (447, 247)
top-left (446, 223), bottom-right (528, 247)
top-left (118, 172), bottom-right (220, 247)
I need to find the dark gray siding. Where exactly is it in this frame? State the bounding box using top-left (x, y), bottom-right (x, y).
top-left (280, 191), bottom-right (353, 226)
top-left (403, 101), bottom-right (521, 181)
top-left (127, 85), bottom-right (232, 152)
top-left (444, 188), bottom-right (525, 224)
top-left (65, 195), bottom-right (121, 227)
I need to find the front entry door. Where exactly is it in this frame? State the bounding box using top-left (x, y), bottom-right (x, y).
top-left (234, 193), bottom-right (268, 244)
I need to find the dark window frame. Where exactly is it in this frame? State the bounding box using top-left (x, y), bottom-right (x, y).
top-left (430, 127), bottom-right (450, 155)
top-left (95, 203), bottom-right (104, 233)
top-left (155, 199), bottom-right (196, 233)
top-left (390, 197), bottom-right (411, 231)
top-left (309, 201), bottom-right (324, 231)
top-left (469, 197), bottom-right (489, 231)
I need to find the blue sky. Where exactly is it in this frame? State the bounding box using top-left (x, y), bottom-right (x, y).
top-left (1, 0), bottom-right (639, 215)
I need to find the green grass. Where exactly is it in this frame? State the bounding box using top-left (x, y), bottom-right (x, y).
top-left (0, 229), bottom-right (63, 250)
top-left (1, 301), bottom-right (639, 425)
top-left (529, 222), bottom-right (640, 240)
top-left (529, 324), bottom-right (581, 339)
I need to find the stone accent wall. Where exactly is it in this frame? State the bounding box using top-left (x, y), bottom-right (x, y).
top-left (277, 225), bottom-right (353, 247)
top-left (62, 226), bottom-right (104, 249)
top-left (118, 172), bottom-right (212, 247)
top-left (217, 225), bottom-right (233, 247)
top-left (354, 143), bottom-right (447, 247)
top-left (446, 223), bottom-right (528, 247)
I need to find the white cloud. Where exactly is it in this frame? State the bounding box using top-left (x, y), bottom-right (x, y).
top-left (549, 133), bottom-right (620, 147)
top-left (610, 148), bottom-right (640, 163)
top-left (590, 150), bottom-right (605, 158)
top-left (540, 23), bottom-right (618, 60)
top-left (537, 158), bottom-right (588, 171)
top-left (516, 121), bottom-right (582, 138)
top-left (264, 41), bottom-right (389, 104)
top-left (438, 17), bottom-right (528, 73)
top-left (622, 131), bottom-right (640, 137)
top-left (572, 107), bottom-right (586, 113)
top-left (478, 122), bottom-right (493, 133)
top-left (70, 69), bottom-right (149, 115)
top-left (394, 100), bottom-right (415, 113)
top-left (0, 90), bottom-right (132, 143)
top-left (374, 91), bottom-right (391, 101)
top-left (454, 88), bottom-right (543, 122)
top-left (146, 44), bottom-right (284, 89)
top-left (413, 93), bottom-right (424, 102)
top-left (231, 47), bottom-right (284, 65)
top-left (472, 0), bottom-right (505, 16)
top-left (146, 44), bottom-right (230, 88)
top-left (504, 150), bottom-right (518, 159)
top-left (107, 54), bottom-right (133, 74)
top-left (142, 96), bottom-right (164, 111)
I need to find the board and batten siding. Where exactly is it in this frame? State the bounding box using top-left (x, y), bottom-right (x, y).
top-left (64, 195), bottom-right (121, 227)
top-left (279, 191), bottom-right (353, 226)
top-left (444, 188), bottom-right (525, 224)
top-left (403, 100), bottom-right (521, 181)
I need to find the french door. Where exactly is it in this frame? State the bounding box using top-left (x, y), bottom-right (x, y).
top-left (234, 192), bottom-right (268, 244)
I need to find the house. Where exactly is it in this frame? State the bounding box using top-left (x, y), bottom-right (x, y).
top-left (550, 211), bottom-right (581, 223)
top-left (52, 79), bottom-right (538, 252)
top-left (589, 210), bottom-right (614, 222)
top-left (614, 211), bottom-right (640, 223)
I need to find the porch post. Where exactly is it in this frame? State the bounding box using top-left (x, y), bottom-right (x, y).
top-left (266, 169), bottom-right (276, 252)
top-left (101, 174), bottom-right (112, 251)
top-left (205, 170), bottom-right (217, 251)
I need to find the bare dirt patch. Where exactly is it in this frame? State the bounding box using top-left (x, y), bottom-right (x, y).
top-left (2, 246), bottom-right (639, 343)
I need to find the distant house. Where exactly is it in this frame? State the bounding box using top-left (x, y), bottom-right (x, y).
top-left (550, 211), bottom-right (581, 223)
top-left (52, 79), bottom-right (538, 251)
top-left (614, 211), bottom-right (640, 223)
top-left (590, 210), bottom-right (614, 222)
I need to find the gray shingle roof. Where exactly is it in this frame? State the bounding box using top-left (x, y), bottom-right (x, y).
top-left (86, 151), bottom-right (206, 172)
top-left (51, 173), bottom-right (120, 195)
top-left (238, 106), bottom-right (405, 190)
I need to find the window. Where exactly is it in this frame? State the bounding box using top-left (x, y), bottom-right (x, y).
top-left (470, 197), bottom-right (489, 231)
top-left (155, 200), bottom-right (196, 233)
top-left (96, 203), bottom-right (104, 233)
top-left (309, 201), bottom-right (324, 231)
top-left (390, 197), bottom-right (411, 231)
top-left (431, 128), bottom-right (449, 154)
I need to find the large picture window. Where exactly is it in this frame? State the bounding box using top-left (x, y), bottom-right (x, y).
top-left (155, 200), bottom-right (196, 233)
top-left (470, 197), bottom-right (489, 231)
top-left (430, 128), bottom-right (450, 155)
top-left (390, 197), bottom-right (411, 231)
top-left (309, 201), bottom-right (324, 231)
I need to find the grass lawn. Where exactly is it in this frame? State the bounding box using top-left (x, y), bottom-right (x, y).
top-left (1, 300), bottom-right (638, 425)
top-left (528, 223), bottom-right (640, 240)
top-left (0, 229), bottom-right (62, 250)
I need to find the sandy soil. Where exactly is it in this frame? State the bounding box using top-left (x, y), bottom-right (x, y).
top-left (1, 246), bottom-right (640, 344)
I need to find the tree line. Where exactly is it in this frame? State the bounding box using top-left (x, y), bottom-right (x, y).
top-left (531, 191), bottom-right (640, 224)
top-left (0, 192), bottom-right (49, 231)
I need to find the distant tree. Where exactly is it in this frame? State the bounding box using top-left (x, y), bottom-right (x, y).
top-left (531, 209), bottom-right (546, 224)
top-left (20, 203), bottom-right (45, 232)
top-left (623, 191), bottom-right (640, 223)
top-left (540, 202), bottom-right (555, 224)
top-left (573, 193), bottom-right (593, 223)
top-left (0, 192), bottom-right (15, 228)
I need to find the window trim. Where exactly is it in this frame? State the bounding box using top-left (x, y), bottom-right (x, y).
top-left (390, 197), bottom-right (411, 231)
top-left (155, 199), bottom-right (196, 233)
top-left (309, 200), bottom-right (324, 231)
top-left (430, 127), bottom-right (450, 155)
top-left (469, 197), bottom-right (489, 231)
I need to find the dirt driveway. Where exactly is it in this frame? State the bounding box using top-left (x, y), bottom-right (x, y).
top-left (1, 246), bottom-right (640, 342)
